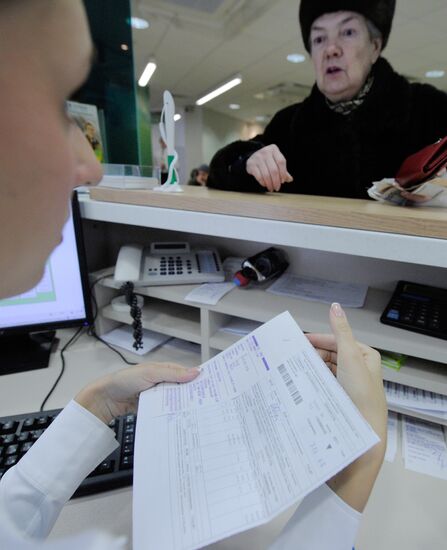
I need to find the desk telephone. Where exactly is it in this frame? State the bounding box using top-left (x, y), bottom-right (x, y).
top-left (114, 242), bottom-right (225, 286)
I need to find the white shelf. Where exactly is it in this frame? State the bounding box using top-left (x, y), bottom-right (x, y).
top-left (382, 355), bottom-right (447, 395)
top-left (98, 276), bottom-right (447, 368)
top-left (101, 300), bottom-right (201, 344)
top-left (79, 195), bottom-right (447, 268)
top-left (209, 330), bottom-right (241, 351)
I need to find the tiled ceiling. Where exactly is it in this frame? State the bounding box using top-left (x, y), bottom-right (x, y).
top-left (131, 0), bottom-right (447, 123)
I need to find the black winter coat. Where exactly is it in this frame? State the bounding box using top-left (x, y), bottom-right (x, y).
top-left (207, 57), bottom-right (447, 199)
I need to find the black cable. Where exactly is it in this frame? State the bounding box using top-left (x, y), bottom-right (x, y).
top-left (120, 282), bottom-right (143, 351)
top-left (39, 275), bottom-right (141, 411)
top-left (90, 331), bottom-right (138, 366)
top-left (89, 275), bottom-right (144, 352)
top-left (39, 326), bottom-right (85, 411)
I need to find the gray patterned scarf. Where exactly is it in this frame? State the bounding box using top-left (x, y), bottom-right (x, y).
top-left (326, 74), bottom-right (374, 115)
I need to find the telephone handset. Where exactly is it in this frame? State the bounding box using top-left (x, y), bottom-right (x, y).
top-left (114, 242), bottom-right (225, 286)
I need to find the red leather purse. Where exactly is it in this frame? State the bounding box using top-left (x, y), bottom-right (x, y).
top-left (395, 136), bottom-right (447, 187)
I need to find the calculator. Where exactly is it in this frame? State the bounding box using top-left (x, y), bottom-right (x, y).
top-left (380, 281), bottom-right (447, 340)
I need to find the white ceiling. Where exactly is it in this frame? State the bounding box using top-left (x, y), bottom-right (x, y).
top-left (131, 0), bottom-right (447, 123)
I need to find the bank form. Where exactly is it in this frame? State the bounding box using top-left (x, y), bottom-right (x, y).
top-left (133, 311), bottom-right (379, 550)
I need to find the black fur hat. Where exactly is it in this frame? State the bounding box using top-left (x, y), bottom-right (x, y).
top-left (299, 0), bottom-right (396, 52)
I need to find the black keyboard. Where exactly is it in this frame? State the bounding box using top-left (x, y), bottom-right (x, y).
top-left (0, 408), bottom-right (135, 498)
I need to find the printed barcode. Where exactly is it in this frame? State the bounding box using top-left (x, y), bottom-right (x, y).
top-left (278, 363), bottom-right (303, 405)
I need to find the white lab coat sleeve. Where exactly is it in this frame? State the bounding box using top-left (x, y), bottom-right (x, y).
top-left (269, 483), bottom-right (362, 550)
top-left (0, 400), bottom-right (118, 540)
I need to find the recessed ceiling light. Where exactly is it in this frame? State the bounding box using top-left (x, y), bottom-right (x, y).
top-left (287, 53), bottom-right (306, 64)
top-left (229, 104), bottom-right (240, 110)
top-left (174, 113), bottom-right (182, 122)
top-left (254, 92), bottom-right (265, 100)
top-left (121, 44), bottom-right (129, 51)
top-left (425, 70), bottom-right (445, 78)
top-left (255, 115), bottom-right (268, 122)
top-left (130, 17), bottom-right (149, 30)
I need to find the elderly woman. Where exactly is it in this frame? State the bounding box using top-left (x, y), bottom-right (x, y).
top-left (207, 0), bottom-right (447, 198)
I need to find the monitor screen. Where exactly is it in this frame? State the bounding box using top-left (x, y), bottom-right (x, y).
top-left (0, 192), bottom-right (92, 373)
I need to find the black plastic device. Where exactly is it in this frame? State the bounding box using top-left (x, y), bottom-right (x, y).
top-left (380, 280), bottom-right (447, 340)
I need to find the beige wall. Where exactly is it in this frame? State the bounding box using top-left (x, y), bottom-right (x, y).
top-left (202, 109), bottom-right (264, 166)
top-left (178, 107), bottom-right (265, 180)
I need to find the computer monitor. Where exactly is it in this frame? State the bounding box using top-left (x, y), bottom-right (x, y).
top-left (0, 192), bottom-right (92, 375)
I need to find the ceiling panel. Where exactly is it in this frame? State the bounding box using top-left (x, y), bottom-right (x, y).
top-left (132, 0), bottom-right (447, 122)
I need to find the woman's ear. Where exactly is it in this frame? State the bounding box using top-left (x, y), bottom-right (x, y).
top-left (371, 37), bottom-right (383, 64)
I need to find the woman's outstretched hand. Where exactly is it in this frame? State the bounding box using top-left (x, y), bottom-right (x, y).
top-left (246, 144), bottom-right (293, 192)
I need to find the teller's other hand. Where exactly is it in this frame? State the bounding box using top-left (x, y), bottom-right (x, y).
top-left (76, 362), bottom-right (200, 425)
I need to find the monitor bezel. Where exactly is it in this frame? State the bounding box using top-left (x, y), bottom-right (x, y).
top-left (0, 191), bottom-right (93, 336)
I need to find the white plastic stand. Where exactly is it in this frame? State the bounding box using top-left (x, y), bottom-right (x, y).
top-left (153, 90), bottom-right (183, 193)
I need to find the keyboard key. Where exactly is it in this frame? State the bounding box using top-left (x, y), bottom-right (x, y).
top-left (120, 455), bottom-right (133, 469)
top-left (36, 416), bottom-right (52, 429)
top-left (124, 433), bottom-right (134, 444)
top-left (30, 429), bottom-right (44, 441)
top-left (4, 455), bottom-right (18, 467)
top-left (0, 421), bottom-right (18, 434)
top-left (20, 442), bottom-right (33, 454)
top-left (6, 444), bottom-right (19, 456)
top-left (123, 444), bottom-right (133, 456)
top-left (1, 434), bottom-right (16, 445)
top-left (22, 418), bottom-right (36, 430)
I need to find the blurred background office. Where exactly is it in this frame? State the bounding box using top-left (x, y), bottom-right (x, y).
top-left (77, 0), bottom-right (447, 185)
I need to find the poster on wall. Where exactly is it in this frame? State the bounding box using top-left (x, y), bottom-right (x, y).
top-left (66, 100), bottom-right (105, 162)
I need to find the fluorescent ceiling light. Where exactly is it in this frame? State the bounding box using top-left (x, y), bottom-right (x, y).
top-left (130, 17), bottom-right (149, 29)
top-left (255, 115), bottom-right (268, 122)
top-left (196, 75), bottom-right (242, 106)
top-left (287, 53), bottom-right (305, 64)
top-left (425, 70), bottom-right (445, 78)
top-left (138, 61), bottom-right (157, 87)
top-left (229, 103), bottom-right (240, 110)
top-left (174, 113), bottom-right (182, 121)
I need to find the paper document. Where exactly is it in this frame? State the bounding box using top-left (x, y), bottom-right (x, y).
top-left (267, 273), bottom-right (368, 308)
top-left (385, 411), bottom-right (398, 463)
top-left (185, 282), bottom-right (235, 305)
top-left (384, 381), bottom-right (447, 413)
top-left (133, 312), bottom-right (379, 550)
top-left (221, 318), bottom-right (262, 335)
top-left (101, 325), bottom-right (171, 355)
top-left (402, 416), bottom-right (447, 480)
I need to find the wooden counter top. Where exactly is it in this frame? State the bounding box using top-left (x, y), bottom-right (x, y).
top-left (89, 185), bottom-right (447, 240)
